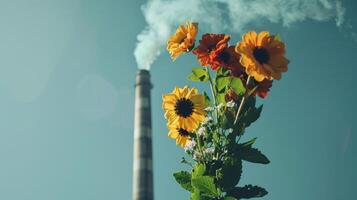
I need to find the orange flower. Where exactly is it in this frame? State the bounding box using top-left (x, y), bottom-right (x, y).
top-left (236, 31), bottom-right (289, 82)
top-left (167, 21), bottom-right (198, 60)
top-left (193, 34), bottom-right (230, 70)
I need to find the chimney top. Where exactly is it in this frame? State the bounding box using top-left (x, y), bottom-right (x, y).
top-left (135, 69), bottom-right (152, 88)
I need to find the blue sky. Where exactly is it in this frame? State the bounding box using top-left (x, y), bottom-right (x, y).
top-left (0, 0), bottom-right (356, 200)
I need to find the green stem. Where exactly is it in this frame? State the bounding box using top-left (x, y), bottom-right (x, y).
top-left (206, 67), bottom-right (217, 106)
top-left (205, 67), bottom-right (219, 121)
top-left (233, 76), bottom-right (252, 125)
top-left (195, 130), bottom-right (204, 161)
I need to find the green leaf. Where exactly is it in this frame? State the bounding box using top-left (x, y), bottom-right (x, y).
top-left (188, 73), bottom-right (201, 81)
top-left (188, 68), bottom-right (209, 82)
top-left (240, 137), bottom-right (257, 148)
top-left (191, 176), bottom-right (219, 197)
top-left (227, 185), bottom-right (268, 199)
top-left (173, 171), bottom-right (194, 192)
top-left (216, 93), bottom-right (226, 104)
top-left (190, 189), bottom-right (201, 200)
top-left (274, 34), bottom-right (281, 42)
top-left (218, 158), bottom-right (242, 191)
top-left (230, 77), bottom-right (246, 95)
top-left (242, 105), bottom-right (263, 127)
top-left (192, 163), bottom-right (206, 178)
top-left (224, 197), bottom-right (237, 200)
top-left (240, 147), bottom-right (270, 164)
top-left (221, 111), bottom-right (235, 129)
top-left (216, 76), bottom-right (231, 93)
top-left (217, 66), bottom-right (230, 76)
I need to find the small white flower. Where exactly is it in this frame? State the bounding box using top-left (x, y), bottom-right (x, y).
top-left (204, 147), bottom-right (215, 154)
top-left (193, 151), bottom-right (202, 160)
top-left (184, 140), bottom-right (196, 152)
top-left (226, 128), bottom-right (233, 134)
top-left (204, 106), bottom-right (214, 112)
top-left (197, 127), bottom-right (206, 137)
top-left (216, 103), bottom-right (224, 110)
top-left (202, 116), bottom-right (212, 126)
top-left (226, 100), bottom-right (236, 108)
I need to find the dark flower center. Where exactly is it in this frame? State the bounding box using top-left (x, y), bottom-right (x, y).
top-left (253, 47), bottom-right (270, 64)
top-left (218, 50), bottom-right (231, 64)
top-left (175, 98), bottom-right (194, 118)
top-left (178, 128), bottom-right (190, 136)
top-left (207, 44), bottom-right (216, 52)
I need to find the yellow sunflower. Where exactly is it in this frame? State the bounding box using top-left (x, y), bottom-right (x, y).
top-left (167, 123), bottom-right (192, 147)
top-left (167, 21), bottom-right (198, 60)
top-left (235, 31), bottom-right (289, 82)
top-left (162, 86), bottom-right (206, 131)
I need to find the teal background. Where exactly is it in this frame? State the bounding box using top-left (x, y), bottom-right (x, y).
top-left (0, 0), bottom-right (356, 199)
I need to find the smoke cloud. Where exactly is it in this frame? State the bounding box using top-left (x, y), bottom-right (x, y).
top-left (134, 0), bottom-right (346, 70)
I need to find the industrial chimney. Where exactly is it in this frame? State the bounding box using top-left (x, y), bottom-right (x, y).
top-left (132, 69), bottom-right (153, 200)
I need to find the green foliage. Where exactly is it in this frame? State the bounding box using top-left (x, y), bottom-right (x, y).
top-left (191, 176), bottom-right (220, 197)
top-left (173, 171), bottom-right (194, 192)
top-left (218, 158), bottom-right (242, 191)
top-left (227, 185), bottom-right (268, 199)
top-left (216, 76), bottom-right (231, 93)
top-left (188, 68), bottom-right (209, 82)
top-left (241, 138), bottom-right (257, 148)
top-left (239, 147), bottom-right (270, 164)
top-left (176, 65), bottom-right (272, 199)
top-left (192, 164), bottom-right (206, 178)
top-left (230, 77), bottom-right (246, 95)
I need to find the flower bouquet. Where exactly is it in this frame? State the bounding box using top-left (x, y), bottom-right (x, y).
top-left (162, 22), bottom-right (289, 200)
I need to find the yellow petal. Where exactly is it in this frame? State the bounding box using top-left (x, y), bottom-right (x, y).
top-left (168, 130), bottom-right (179, 139)
top-left (257, 31), bottom-right (270, 46)
top-left (190, 94), bottom-right (204, 105)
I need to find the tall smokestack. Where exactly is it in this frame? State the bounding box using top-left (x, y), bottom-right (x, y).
top-left (132, 69), bottom-right (153, 200)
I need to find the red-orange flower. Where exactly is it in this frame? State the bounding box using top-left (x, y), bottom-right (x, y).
top-left (252, 79), bottom-right (273, 99)
top-left (217, 46), bottom-right (245, 77)
top-left (193, 34), bottom-right (230, 70)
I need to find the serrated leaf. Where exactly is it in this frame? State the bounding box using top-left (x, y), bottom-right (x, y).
top-left (218, 158), bottom-right (242, 191)
top-left (191, 176), bottom-right (219, 197)
top-left (173, 171), bottom-right (194, 192)
top-left (227, 185), bottom-right (268, 199)
top-left (240, 148), bottom-right (270, 164)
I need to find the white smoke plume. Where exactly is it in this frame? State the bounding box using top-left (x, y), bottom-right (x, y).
top-left (134, 0), bottom-right (346, 70)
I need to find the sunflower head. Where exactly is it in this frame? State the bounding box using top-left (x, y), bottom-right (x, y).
top-left (162, 86), bottom-right (206, 131)
top-left (193, 33), bottom-right (230, 70)
top-left (167, 21), bottom-right (198, 60)
top-left (167, 123), bottom-right (193, 147)
top-left (235, 31), bottom-right (289, 82)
